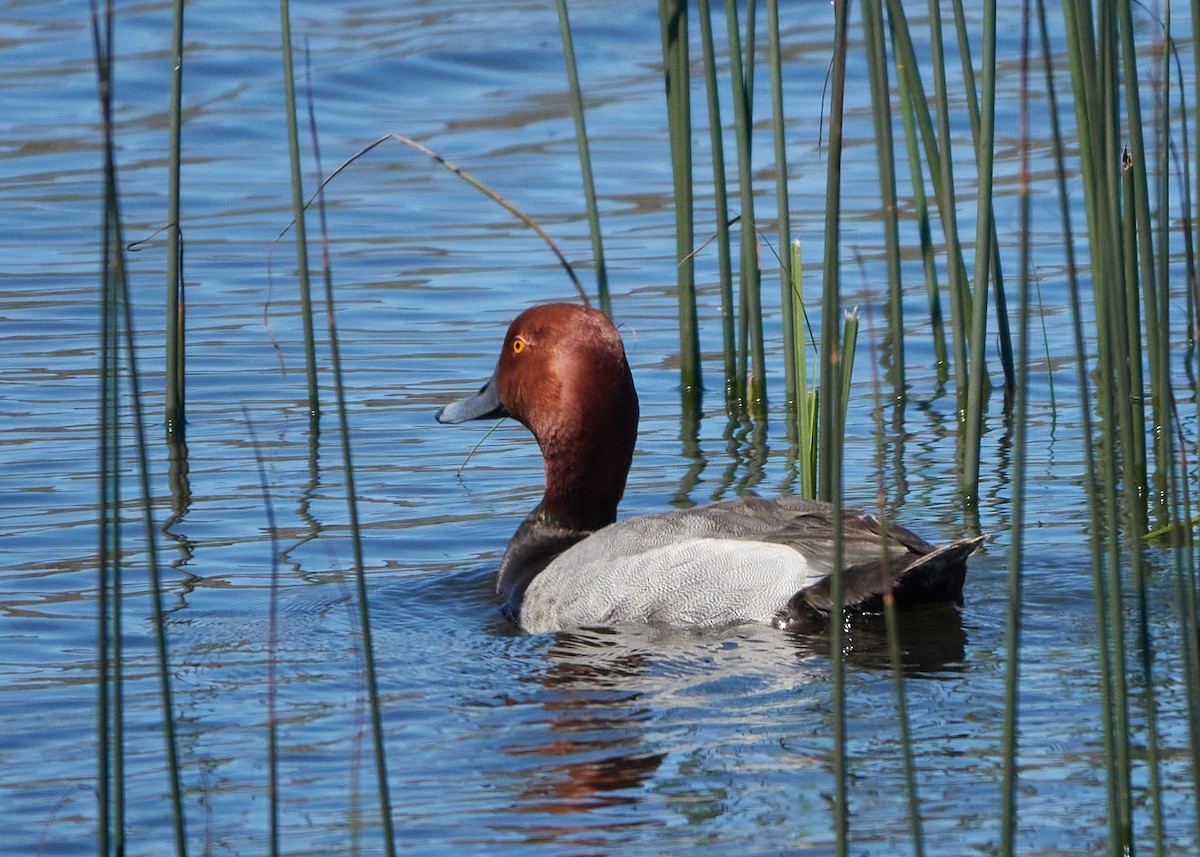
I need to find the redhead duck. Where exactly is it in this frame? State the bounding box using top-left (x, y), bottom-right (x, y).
top-left (437, 303), bottom-right (984, 633)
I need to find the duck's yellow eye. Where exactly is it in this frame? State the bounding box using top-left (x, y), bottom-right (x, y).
top-left (511, 337), bottom-right (526, 354)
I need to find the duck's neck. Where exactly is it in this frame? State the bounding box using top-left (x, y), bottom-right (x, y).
top-left (496, 400), bottom-right (637, 611)
top-left (539, 435), bottom-right (630, 532)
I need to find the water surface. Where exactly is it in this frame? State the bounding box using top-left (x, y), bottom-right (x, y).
top-left (2, 1), bottom-right (1197, 854)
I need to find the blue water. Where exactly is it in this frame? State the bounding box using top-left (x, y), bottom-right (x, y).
top-left (2, 1), bottom-right (1198, 853)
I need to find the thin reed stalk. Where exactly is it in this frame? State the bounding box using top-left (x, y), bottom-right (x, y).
top-left (1168, 396), bottom-right (1200, 850)
top-left (819, 0), bottom-right (848, 508)
top-left (165, 0), bottom-right (185, 441)
top-left (999, 5), bottom-right (1032, 851)
top-left (859, 258), bottom-right (924, 857)
top-left (1061, 1), bottom-right (1137, 844)
top-left (1152, 7), bottom-right (1174, 525)
top-left (791, 241), bottom-right (817, 498)
top-left (306, 73), bottom-right (397, 857)
top-left (821, 6), bottom-right (850, 850)
top-left (554, 0), bottom-right (610, 317)
top-left (279, 0), bottom-right (319, 417)
top-left (889, 18), bottom-right (947, 382)
top-left (724, 0), bottom-right (766, 413)
top-left (1194, 0), bottom-right (1200, 332)
top-left (90, 2), bottom-right (187, 852)
top-left (1118, 73), bottom-right (1167, 845)
top-left (96, 49), bottom-right (117, 852)
top-left (696, 0), bottom-right (740, 408)
top-left (839, 310), bottom-right (859, 441)
top-left (766, 0), bottom-right (796, 411)
top-left (960, 0), bottom-right (998, 507)
top-left (945, 0), bottom-right (1012, 396)
top-left (917, 0), bottom-right (971, 406)
top-left (1119, 0), bottom-right (1164, 526)
top-left (658, 0), bottom-right (702, 406)
top-left (860, 0), bottom-right (905, 399)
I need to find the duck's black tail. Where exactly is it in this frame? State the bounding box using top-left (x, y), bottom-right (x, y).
top-left (780, 535), bottom-right (987, 630)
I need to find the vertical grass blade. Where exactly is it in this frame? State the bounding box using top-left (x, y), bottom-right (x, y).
top-left (555, 0), bottom-right (610, 317)
top-left (893, 70), bottom-right (948, 381)
top-left (697, 0), bottom-right (740, 408)
top-left (93, 6), bottom-right (118, 847)
top-left (861, 0), bottom-right (905, 399)
top-left (305, 72), bottom-right (397, 857)
top-left (90, 3), bottom-right (187, 852)
top-left (999, 5), bottom-right (1032, 851)
top-left (766, 0), bottom-right (796, 412)
top-left (724, 0), bottom-right (766, 413)
top-left (1061, 1), bottom-right (1138, 842)
top-left (165, 0), bottom-right (185, 441)
top-left (916, 0), bottom-right (971, 404)
top-left (821, 7), bottom-right (850, 850)
top-left (950, 0), bottom-right (1015, 401)
top-left (280, 0), bottom-right (319, 417)
top-left (860, 267), bottom-right (924, 857)
top-left (1043, 35), bottom-right (1121, 846)
top-left (819, 0), bottom-right (848, 508)
top-left (791, 240), bottom-right (817, 498)
top-left (658, 0), bottom-right (702, 406)
top-left (1119, 0), bottom-right (1163, 525)
top-left (960, 0), bottom-right (997, 506)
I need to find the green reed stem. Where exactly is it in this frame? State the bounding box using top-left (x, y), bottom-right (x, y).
top-left (840, 310), bottom-right (859, 441)
top-left (741, 0), bottom-right (755, 105)
top-left (819, 0), bottom-right (847, 508)
top-left (766, 0), bottom-right (796, 412)
top-left (1194, 0), bottom-right (1200, 336)
top-left (697, 0), bottom-right (739, 408)
top-left (1152, 9), bottom-right (1173, 525)
top-left (860, 0), bottom-right (905, 399)
top-left (1119, 0), bottom-right (1162, 526)
top-left (1167, 12), bottom-right (1200, 836)
top-left (1168, 396), bottom-right (1200, 851)
top-left (724, 0), bottom-right (766, 414)
top-left (951, 0), bottom-right (1014, 401)
top-left (1121, 152), bottom-right (1165, 855)
top-left (306, 76), bottom-right (396, 857)
top-left (891, 44), bottom-right (947, 382)
top-left (961, 0), bottom-right (997, 507)
top-left (658, 0), bottom-right (701, 405)
top-left (91, 3), bottom-right (187, 851)
top-left (280, 0), bottom-right (319, 417)
top-left (791, 241), bottom-right (817, 498)
top-left (1120, 153), bottom-right (1147, 522)
top-left (912, 0), bottom-right (970, 405)
top-left (94, 8), bottom-right (117, 847)
top-left (165, 0), bottom-right (185, 442)
top-left (1080, 0), bottom-right (1132, 835)
top-left (96, 15), bottom-right (117, 841)
top-left (822, 6), bottom-right (850, 850)
top-left (860, 259), bottom-right (924, 857)
top-left (555, 0), bottom-right (610, 317)
top-left (999, 7), bottom-right (1032, 852)
top-left (119, 165), bottom-right (187, 857)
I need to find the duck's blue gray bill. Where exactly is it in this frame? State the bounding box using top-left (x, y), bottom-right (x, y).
top-left (436, 375), bottom-right (508, 424)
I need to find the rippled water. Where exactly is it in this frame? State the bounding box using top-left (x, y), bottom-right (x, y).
top-left (3, 1), bottom-right (1198, 854)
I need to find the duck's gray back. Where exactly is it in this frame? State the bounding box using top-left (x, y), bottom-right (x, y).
top-left (517, 498), bottom-right (835, 633)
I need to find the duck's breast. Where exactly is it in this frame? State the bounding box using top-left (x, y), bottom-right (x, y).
top-left (517, 502), bottom-right (823, 633)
